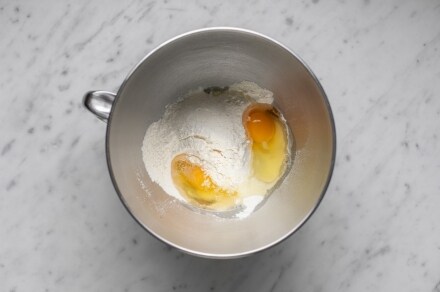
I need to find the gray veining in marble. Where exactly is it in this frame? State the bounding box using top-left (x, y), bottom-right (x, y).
top-left (1, 0), bottom-right (440, 291)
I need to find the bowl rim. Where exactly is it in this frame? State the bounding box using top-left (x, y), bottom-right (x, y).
top-left (105, 27), bottom-right (337, 259)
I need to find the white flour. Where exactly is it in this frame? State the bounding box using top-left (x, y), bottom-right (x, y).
top-left (142, 81), bottom-right (274, 213)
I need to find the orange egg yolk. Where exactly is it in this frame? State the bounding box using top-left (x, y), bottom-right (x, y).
top-left (243, 104), bottom-right (287, 183)
top-left (171, 154), bottom-right (237, 209)
top-left (246, 110), bottom-right (276, 143)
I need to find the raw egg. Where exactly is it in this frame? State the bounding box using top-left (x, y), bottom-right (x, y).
top-left (243, 103), bottom-right (288, 183)
top-left (171, 154), bottom-right (237, 210)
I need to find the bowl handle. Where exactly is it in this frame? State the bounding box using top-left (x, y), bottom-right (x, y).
top-left (83, 91), bottom-right (116, 123)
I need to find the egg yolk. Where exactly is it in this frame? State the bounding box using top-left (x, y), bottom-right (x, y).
top-left (246, 110), bottom-right (276, 143)
top-left (243, 104), bottom-right (287, 183)
top-left (171, 154), bottom-right (237, 209)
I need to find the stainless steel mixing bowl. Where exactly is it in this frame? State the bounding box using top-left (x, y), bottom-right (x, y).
top-left (83, 27), bottom-right (336, 258)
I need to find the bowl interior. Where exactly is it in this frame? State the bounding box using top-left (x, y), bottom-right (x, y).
top-left (107, 28), bottom-right (335, 258)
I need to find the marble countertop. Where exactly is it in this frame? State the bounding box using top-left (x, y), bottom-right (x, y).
top-left (1, 0), bottom-right (440, 291)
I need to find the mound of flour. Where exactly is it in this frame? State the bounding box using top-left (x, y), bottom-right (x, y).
top-left (142, 81), bottom-right (274, 202)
